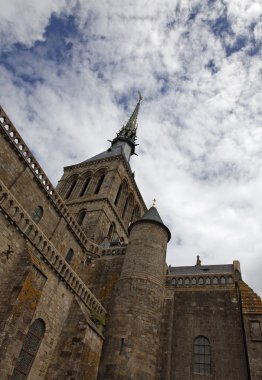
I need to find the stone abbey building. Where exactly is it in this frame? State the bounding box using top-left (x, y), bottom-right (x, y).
top-left (0, 98), bottom-right (261, 380)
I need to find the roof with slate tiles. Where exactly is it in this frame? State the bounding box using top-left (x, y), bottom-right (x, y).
top-left (169, 264), bottom-right (234, 276)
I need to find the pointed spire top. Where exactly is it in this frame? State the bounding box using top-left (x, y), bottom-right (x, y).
top-left (111, 92), bottom-right (143, 161)
top-left (117, 92), bottom-right (142, 144)
top-left (152, 198), bottom-right (157, 207)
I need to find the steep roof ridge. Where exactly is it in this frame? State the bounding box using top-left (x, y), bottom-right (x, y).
top-left (239, 281), bottom-right (262, 314)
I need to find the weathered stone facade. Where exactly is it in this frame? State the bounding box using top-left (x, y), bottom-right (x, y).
top-left (0, 101), bottom-right (262, 379)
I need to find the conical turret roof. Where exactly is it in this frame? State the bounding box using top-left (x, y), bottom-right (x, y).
top-left (141, 206), bottom-right (164, 224)
top-left (130, 205), bottom-right (171, 242)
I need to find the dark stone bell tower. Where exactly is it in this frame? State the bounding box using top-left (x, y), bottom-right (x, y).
top-left (98, 206), bottom-right (171, 380)
top-left (56, 94), bottom-right (146, 245)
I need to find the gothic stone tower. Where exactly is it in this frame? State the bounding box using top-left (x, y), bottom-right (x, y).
top-left (56, 95), bottom-right (145, 247)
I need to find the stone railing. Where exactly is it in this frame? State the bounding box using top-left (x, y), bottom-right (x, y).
top-left (166, 274), bottom-right (235, 287)
top-left (0, 106), bottom-right (100, 258)
top-left (0, 179), bottom-right (106, 318)
top-left (101, 246), bottom-right (126, 256)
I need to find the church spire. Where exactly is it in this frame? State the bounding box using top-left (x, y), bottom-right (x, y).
top-left (117, 91), bottom-right (142, 143)
top-left (111, 92), bottom-right (142, 161)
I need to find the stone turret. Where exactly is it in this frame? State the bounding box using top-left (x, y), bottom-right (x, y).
top-left (98, 206), bottom-right (171, 380)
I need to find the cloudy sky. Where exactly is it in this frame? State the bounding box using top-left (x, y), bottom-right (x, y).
top-left (0, 0), bottom-right (262, 295)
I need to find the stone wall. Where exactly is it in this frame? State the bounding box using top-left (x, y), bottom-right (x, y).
top-left (170, 288), bottom-right (248, 380)
top-left (0, 107), bottom-right (105, 379)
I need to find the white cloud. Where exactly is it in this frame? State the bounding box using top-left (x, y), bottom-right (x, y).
top-left (0, 0), bottom-right (261, 296)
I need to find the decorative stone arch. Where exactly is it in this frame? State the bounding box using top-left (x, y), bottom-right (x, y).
top-left (63, 174), bottom-right (79, 199)
top-left (227, 276), bottom-right (233, 284)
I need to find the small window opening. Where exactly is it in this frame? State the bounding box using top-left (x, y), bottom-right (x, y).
top-left (95, 174), bottom-right (105, 194)
top-left (31, 206), bottom-right (43, 224)
top-left (77, 210), bottom-right (86, 226)
top-left (120, 338), bottom-right (125, 355)
top-left (108, 223), bottom-right (115, 241)
top-left (65, 248), bottom-right (74, 264)
top-left (66, 180), bottom-right (77, 199)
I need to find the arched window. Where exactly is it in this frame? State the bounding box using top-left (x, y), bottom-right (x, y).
top-left (31, 206), bottom-right (43, 224)
top-left (65, 179), bottom-right (77, 199)
top-left (193, 336), bottom-right (211, 375)
top-left (11, 319), bottom-right (45, 379)
top-left (108, 222), bottom-right (115, 241)
top-left (65, 248), bottom-right (74, 264)
top-left (213, 277), bottom-right (218, 285)
top-left (220, 276), bottom-right (226, 284)
top-left (77, 210), bottom-right (86, 226)
top-left (114, 184), bottom-right (122, 206)
top-left (198, 277), bottom-right (204, 285)
top-left (95, 174), bottom-right (105, 194)
top-left (80, 176), bottom-right (91, 197)
top-left (227, 276), bottom-right (233, 284)
top-left (206, 277), bottom-right (211, 285)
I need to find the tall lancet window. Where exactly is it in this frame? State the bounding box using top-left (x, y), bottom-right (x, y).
top-left (65, 179), bottom-right (77, 199)
top-left (80, 176), bottom-right (91, 197)
top-left (193, 336), bottom-right (211, 375)
top-left (11, 319), bottom-right (45, 379)
top-left (95, 174), bottom-right (105, 194)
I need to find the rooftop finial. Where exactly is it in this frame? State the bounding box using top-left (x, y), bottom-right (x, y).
top-left (196, 255), bottom-right (202, 266)
top-left (152, 198), bottom-right (156, 207)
